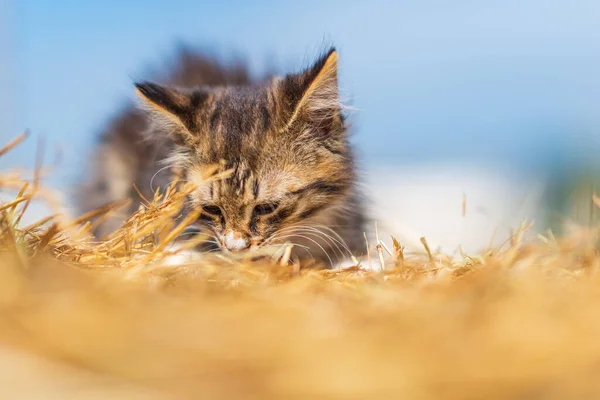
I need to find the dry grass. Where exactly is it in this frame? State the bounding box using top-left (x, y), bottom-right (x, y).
top-left (2, 134), bottom-right (600, 399)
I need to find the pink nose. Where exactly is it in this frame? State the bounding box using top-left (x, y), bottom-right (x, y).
top-left (223, 231), bottom-right (250, 251)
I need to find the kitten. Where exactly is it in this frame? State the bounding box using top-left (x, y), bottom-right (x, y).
top-left (79, 46), bottom-right (365, 267)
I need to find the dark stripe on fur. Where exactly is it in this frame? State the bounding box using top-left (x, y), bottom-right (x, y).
top-left (291, 180), bottom-right (345, 196)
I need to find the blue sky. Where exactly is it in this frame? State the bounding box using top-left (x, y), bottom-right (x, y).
top-left (2, 0), bottom-right (600, 189)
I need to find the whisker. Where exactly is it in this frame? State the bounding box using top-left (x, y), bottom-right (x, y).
top-left (311, 224), bottom-right (354, 249)
top-left (269, 225), bottom-right (351, 261)
top-left (174, 226), bottom-right (222, 251)
top-left (284, 229), bottom-right (344, 261)
top-left (287, 226), bottom-right (349, 258)
top-left (264, 240), bottom-right (314, 261)
top-left (149, 165), bottom-right (172, 193)
top-left (261, 239), bottom-right (311, 252)
top-left (299, 224), bottom-right (353, 254)
top-left (266, 233), bottom-right (333, 267)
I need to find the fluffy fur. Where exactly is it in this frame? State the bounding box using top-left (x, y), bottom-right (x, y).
top-left (79, 46), bottom-right (365, 267)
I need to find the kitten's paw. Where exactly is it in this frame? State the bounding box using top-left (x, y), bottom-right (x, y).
top-left (162, 243), bottom-right (203, 266)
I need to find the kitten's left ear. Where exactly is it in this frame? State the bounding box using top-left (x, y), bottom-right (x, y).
top-left (135, 82), bottom-right (206, 145)
top-left (279, 48), bottom-right (343, 135)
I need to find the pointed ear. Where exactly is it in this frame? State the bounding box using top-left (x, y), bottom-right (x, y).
top-left (135, 82), bottom-right (206, 144)
top-left (279, 48), bottom-right (342, 135)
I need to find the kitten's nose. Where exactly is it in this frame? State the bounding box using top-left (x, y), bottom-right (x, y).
top-left (223, 231), bottom-right (250, 251)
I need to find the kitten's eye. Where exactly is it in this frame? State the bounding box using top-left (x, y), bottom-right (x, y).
top-left (202, 205), bottom-right (223, 217)
top-left (253, 202), bottom-right (279, 216)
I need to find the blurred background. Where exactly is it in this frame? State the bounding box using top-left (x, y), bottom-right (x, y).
top-left (1, 0), bottom-right (600, 253)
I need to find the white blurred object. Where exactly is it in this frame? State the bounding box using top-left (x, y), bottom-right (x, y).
top-left (364, 163), bottom-right (546, 255)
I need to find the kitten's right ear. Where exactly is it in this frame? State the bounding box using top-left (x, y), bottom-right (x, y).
top-left (135, 81), bottom-right (204, 144)
top-left (278, 48), bottom-right (343, 137)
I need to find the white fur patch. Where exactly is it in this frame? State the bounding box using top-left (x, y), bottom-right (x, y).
top-left (223, 232), bottom-right (248, 251)
top-left (162, 242), bottom-right (203, 266)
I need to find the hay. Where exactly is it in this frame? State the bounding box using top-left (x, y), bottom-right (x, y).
top-left (2, 134), bottom-right (600, 399)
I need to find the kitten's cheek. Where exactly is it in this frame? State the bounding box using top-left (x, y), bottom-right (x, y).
top-left (250, 237), bottom-right (265, 250)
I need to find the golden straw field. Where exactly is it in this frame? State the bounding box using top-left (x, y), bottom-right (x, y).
top-left (2, 133), bottom-right (600, 399)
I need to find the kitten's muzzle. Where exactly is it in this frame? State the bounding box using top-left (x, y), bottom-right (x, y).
top-left (222, 231), bottom-right (251, 251)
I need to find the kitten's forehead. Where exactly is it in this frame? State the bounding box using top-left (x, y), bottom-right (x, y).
top-left (192, 83), bottom-right (280, 164)
top-left (202, 84), bottom-right (274, 132)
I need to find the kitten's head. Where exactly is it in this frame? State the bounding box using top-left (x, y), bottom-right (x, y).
top-left (135, 48), bottom-right (355, 253)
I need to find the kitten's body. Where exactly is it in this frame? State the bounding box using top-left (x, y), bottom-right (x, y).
top-left (79, 46), bottom-right (365, 267)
